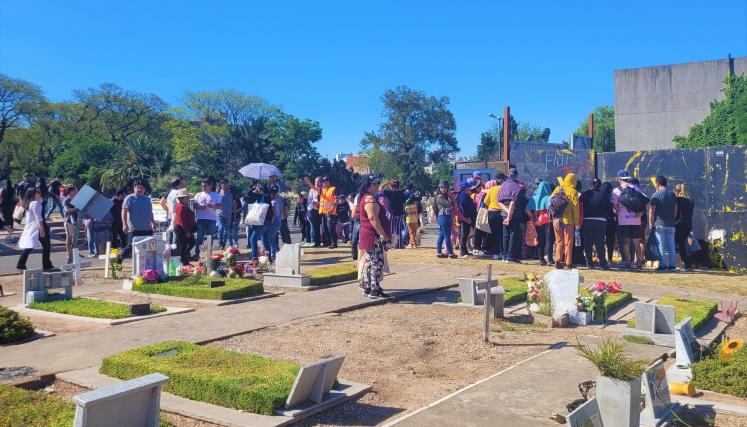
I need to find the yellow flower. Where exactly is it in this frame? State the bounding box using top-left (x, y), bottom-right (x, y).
top-left (718, 338), bottom-right (744, 361)
top-left (527, 273), bottom-right (537, 281)
top-left (110, 248), bottom-right (119, 255)
top-left (134, 277), bottom-right (144, 286)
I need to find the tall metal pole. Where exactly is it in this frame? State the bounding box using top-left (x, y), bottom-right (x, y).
top-left (588, 113), bottom-right (594, 139)
top-left (503, 107), bottom-right (510, 163)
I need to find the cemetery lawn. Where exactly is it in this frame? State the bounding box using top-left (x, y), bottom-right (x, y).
top-left (28, 298), bottom-right (166, 319)
top-left (134, 276), bottom-right (264, 300)
top-left (0, 382), bottom-right (75, 427)
top-left (101, 341), bottom-right (299, 415)
top-left (626, 295), bottom-right (718, 331)
top-left (455, 277), bottom-right (527, 304)
top-left (308, 264), bottom-right (358, 286)
top-left (0, 306), bottom-right (35, 344)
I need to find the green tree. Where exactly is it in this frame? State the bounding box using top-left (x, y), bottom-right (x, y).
top-left (361, 86), bottom-right (458, 186)
top-left (0, 74), bottom-right (45, 149)
top-left (674, 74), bottom-right (747, 147)
top-left (576, 105), bottom-right (615, 152)
top-left (49, 133), bottom-right (117, 188)
top-left (517, 123), bottom-right (550, 142)
top-left (265, 114), bottom-right (321, 180)
top-left (100, 136), bottom-right (172, 191)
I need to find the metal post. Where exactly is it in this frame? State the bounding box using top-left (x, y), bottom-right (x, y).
top-left (503, 107), bottom-right (510, 162)
top-left (483, 264), bottom-right (493, 343)
top-left (68, 214), bottom-right (84, 265)
top-left (588, 113), bottom-right (594, 139)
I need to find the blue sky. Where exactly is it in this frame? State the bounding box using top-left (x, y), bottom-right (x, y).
top-left (1, 1), bottom-right (745, 158)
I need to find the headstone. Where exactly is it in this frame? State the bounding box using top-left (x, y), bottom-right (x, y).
top-left (641, 360), bottom-right (672, 425)
top-left (23, 268), bottom-right (73, 305)
top-left (544, 269), bottom-right (580, 318)
top-left (623, 303), bottom-right (677, 346)
top-left (675, 317), bottom-right (697, 368)
top-left (71, 185), bottom-right (114, 222)
top-left (275, 243), bottom-right (302, 275)
top-left (567, 397), bottom-right (603, 427)
top-left (73, 373), bottom-right (168, 427)
top-left (458, 278), bottom-right (498, 305)
top-left (208, 280), bottom-right (225, 288)
top-left (282, 355), bottom-right (345, 413)
top-left (131, 236), bottom-right (167, 279)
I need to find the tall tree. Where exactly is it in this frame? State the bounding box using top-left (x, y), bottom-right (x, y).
top-left (361, 86), bottom-right (458, 186)
top-left (576, 105), bottom-right (615, 152)
top-left (0, 74), bottom-right (45, 149)
top-left (265, 113), bottom-right (321, 180)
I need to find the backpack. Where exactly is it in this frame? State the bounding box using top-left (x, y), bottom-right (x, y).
top-left (549, 192), bottom-right (569, 219)
top-left (619, 186), bottom-right (649, 213)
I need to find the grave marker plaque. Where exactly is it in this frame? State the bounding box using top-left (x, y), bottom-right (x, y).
top-left (131, 236), bottom-right (167, 279)
top-left (641, 360), bottom-right (672, 424)
top-left (545, 269), bottom-right (580, 318)
top-left (675, 317), bottom-right (697, 368)
top-left (567, 397), bottom-right (603, 427)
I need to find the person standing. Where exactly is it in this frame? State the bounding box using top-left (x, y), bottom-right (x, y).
top-left (174, 189), bottom-right (196, 266)
top-left (15, 173), bottom-right (34, 199)
top-left (304, 176), bottom-right (338, 248)
top-left (527, 181), bottom-right (553, 266)
top-left (482, 174), bottom-right (506, 260)
top-left (580, 178), bottom-right (611, 270)
top-left (217, 181), bottom-right (237, 249)
top-left (551, 173), bottom-right (581, 269)
top-left (0, 178), bottom-right (15, 231)
top-left (600, 182), bottom-right (618, 265)
top-left (383, 179), bottom-right (407, 249)
top-left (432, 181), bottom-right (457, 258)
top-left (266, 186), bottom-right (284, 261)
top-left (294, 192), bottom-right (310, 243)
top-left (193, 179), bottom-right (220, 260)
top-left (611, 171), bottom-right (646, 270)
top-left (649, 176), bottom-right (678, 272)
top-left (160, 178), bottom-right (182, 245)
top-left (673, 183), bottom-right (694, 271)
top-left (498, 168), bottom-right (524, 263)
top-left (46, 175), bottom-right (64, 219)
top-left (456, 180), bottom-right (478, 257)
top-left (404, 191), bottom-right (422, 248)
top-left (119, 181), bottom-right (155, 260)
top-left (110, 191), bottom-right (127, 248)
top-left (16, 188), bottom-right (54, 271)
top-left (63, 186), bottom-right (79, 258)
top-left (306, 177), bottom-right (323, 247)
top-left (350, 193), bottom-right (361, 260)
top-left (358, 175), bottom-right (392, 299)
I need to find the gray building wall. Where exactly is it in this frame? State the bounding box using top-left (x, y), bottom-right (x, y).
top-left (614, 56), bottom-right (747, 152)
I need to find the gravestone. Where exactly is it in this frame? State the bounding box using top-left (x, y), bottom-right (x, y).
top-left (623, 303), bottom-right (677, 346)
top-left (675, 317), bottom-right (697, 368)
top-left (68, 185), bottom-right (113, 265)
top-left (263, 243), bottom-right (310, 287)
top-left (641, 360), bottom-right (672, 426)
top-left (22, 268), bottom-right (73, 305)
top-left (131, 236), bottom-right (167, 279)
top-left (276, 355), bottom-right (345, 417)
top-left (544, 269), bottom-right (580, 319)
top-left (73, 373), bottom-right (168, 427)
top-left (61, 248), bottom-right (91, 286)
top-left (567, 397), bottom-right (603, 427)
top-left (457, 278), bottom-right (504, 317)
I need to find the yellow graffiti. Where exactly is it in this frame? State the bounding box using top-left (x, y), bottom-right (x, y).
top-left (625, 151), bottom-right (641, 173)
top-left (724, 153), bottom-right (730, 194)
top-left (731, 229), bottom-right (747, 243)
top-left (649, 176), bottom-right (657, 187)
top-left (561, 149), bottom-right (575, 156)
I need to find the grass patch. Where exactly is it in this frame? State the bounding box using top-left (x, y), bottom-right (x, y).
top-left (623, 335), bottom-right (655, 345)
top-left (501, 277), bottom-right (528, 305)
top-left (308, 264), bottom-right (358, 286)
top-left (626, 295), bottom-right (717, 331)
top-left (101, 341), bottom-right (300, 415)
top-left (692, 348), bottom-right (747, 398)
top-left (134, 275), bottom-right (264, 300)
top-left (28, 298), bottom-right (166, 319)
top-left (1, 306), bottom-right (34, 344)
top-left (0, 383), bottom-right (75, 427)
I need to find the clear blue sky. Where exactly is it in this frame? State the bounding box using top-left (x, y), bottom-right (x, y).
top-left (1, 1), bottom-right (745, 158)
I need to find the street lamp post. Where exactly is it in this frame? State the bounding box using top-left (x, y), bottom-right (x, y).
top-left (488, 113), bottom-right (504, 160)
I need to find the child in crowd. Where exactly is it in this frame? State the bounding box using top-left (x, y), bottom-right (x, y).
top-left (404, 191), bottom-right (422, 248)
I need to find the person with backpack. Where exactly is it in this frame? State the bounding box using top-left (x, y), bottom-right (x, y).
top-left (611, 170), bottom-right (648, 270)
top-left (550, 173), bottom-right (581, 269)
top-left (527, 181), bottom-right (553, 266)
top-left (580, 178), bottom-right (612, 270)
top-left (456, 179), bottom-right (478, 258)
top-left (649, 176), bottom-right (678, 272)
top-left (498, 168), bottom-right (524, 263)
top-left (432, 180), bottom-right (457, 259)
top-left (673, 184), bottom-right (694, 271)
top-left (482, 173), bottom-right (506, 260)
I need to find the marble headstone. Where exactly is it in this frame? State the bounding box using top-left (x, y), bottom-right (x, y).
top-left (73, 373), bottom-right (168, 427)
top-left (131, 236), bottom-right (167, 278)
top-left (635, 303), bottom-right (676, 334)
top-left (544, 269), bottom-right (580, 318)
top-left (675, 317), bottom-right (697, 368)
top-left (23, 268), bottom-right (73, 304)
top-left (567, 397), bottom-right (603, 427)
top-left (641, 360), bottom-right (672, 423)
top-left (284, 355), bottom-right (345, 409)
top-left (275, 243), bottom-right (302, 275)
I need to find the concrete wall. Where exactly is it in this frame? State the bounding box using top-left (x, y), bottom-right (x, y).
top-left (614, 56), bottom-right (747, 152)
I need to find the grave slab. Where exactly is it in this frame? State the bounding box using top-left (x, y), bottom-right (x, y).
top-left (674, 317), bottom-right (697, 368)
top-left (10, 305), bottom-right (194, 325)
top-left (116, 289), bottom-right (282, 306)
top-left (263, 243), bottom-right (311, 287)
top-left (640, 360), bottom-right (672, 426)
top-left (623, 303), bottom-right (676, 346)
top-left (73, 373), bottom-right (167, 427)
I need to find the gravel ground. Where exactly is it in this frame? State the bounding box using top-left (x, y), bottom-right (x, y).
top-left (212, 299), bottom-right (579, 426)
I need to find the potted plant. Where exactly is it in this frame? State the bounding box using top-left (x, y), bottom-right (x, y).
top-left (571, 295), bottom-right (593, 325)
top-left (576, 338), bottom-right (647, 427)
top-left (526, 274), bottom-right (542, 312)
top-left (587, 281), bottom-right (623, 322)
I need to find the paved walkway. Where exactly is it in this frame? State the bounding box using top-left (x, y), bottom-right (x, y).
top-left (0, 261), bottom-right (480, 374)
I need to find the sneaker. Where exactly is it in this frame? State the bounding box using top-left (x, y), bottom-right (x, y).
top-left (87, 253), bottom-right (97, 258)
top-left (368, 290), bottom-right (392, 300)
top-left (554, 261), bottom-right (563, 269)
top-left (508, 259), bottom-right (522, 264)
top-left (492, 254), bottom-right (502, 260)
top-left (437, 254), bottom-right (447, 258)
top-left (448, 254), bottom-right (458, 259)
top-left (361, 288), bottom-right (371, 296)
top-left (669, 267), bottom-right (680, 273)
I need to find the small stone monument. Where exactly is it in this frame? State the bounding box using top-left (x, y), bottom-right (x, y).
top-left (276, 355), bottom-right (346, 417)
top-left (73, 373), bottom-right (168, 427)
top-left (674, 317), bottom-right (697, 368)
top-left (545, 269), bottom-right (580, 319)
top-left (61, 248), bottom-right (91, 286)
top-left (457, 278), bottom-right (504, 318)
top-left (22, 268), bottom-right (74, 305)
top-left (131, 236), bottom-right (167, 279)
top-left (567, 397), bottom-right (602, 427)
top-left (623, 302), bottom-right (676, 346)
top-left (262, 243), bottom-right (310, 287)
top-left (641, 360), bottom-right (673, 426)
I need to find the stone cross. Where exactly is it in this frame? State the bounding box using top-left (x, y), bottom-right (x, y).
top-left (61, 248), bottom-right (90, 286)
top-left (641, 360), bottom-right (672, 423)
top-left (275, 243), bottom-right (302, 275)
top-left (544, 269), bottom-right (580, 318)
top-left (675, 317), bottom-right (697, 368)
top-left (102, 241), bottom-right (112, 279)
top-left (73, 373), bottom-right (168, 427)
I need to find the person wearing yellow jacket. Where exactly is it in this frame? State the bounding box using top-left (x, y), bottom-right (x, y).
top-left (551, 173), bottom-right (581, 269)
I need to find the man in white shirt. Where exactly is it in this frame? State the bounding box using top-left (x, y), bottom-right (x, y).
top-left (193, 178), bottom-right (221, 260)
top-left (160, 178), bottom-right (183, 245)
top-left (306, 177), bottom-right (322, 247)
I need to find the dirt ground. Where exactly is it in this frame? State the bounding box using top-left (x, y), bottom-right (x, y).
top-left (211, 299), bottom-right (581, 426)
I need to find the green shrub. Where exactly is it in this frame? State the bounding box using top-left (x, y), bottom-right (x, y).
top-left (627, 296), bottom-right (717, 331)
top-left (623, 335), bottom-right (655, 345)
top-left (692, 348), bottom-right (747, 398)
top-left (101, 341), bottom-right (299, 415)
top-left (576, 338), bottom-right (647, 381)
top-left (0, 307), bottom-right (34, 344)
top-left (308, 264), bottom-right (358, 286)
top-left (134, 276), bottom-right (264, 300)
top-left (28, 298), bottom-right (166, 319)
top-left (0, 383), bottom-right (75, 427)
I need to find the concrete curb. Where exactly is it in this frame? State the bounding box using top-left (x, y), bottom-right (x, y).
top-left (113, 290), bottom-right (283, 306)
top-left (10, 305), bottom-right (195, 325)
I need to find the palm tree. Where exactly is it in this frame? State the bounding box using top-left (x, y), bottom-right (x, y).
top-left (100, 136), bottom-right (172, 191)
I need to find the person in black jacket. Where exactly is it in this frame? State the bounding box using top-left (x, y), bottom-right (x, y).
top-left (110, 190), bottom-right (127, 248)
top-left (673, 183), bottom-right (695, 271)
top-left (294, 192), bottom-right (310, 243)
top-left (580, 178), bottom-right (612, 269)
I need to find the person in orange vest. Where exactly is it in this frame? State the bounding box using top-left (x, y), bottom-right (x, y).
top-left (303, 176), bottom-right (338, 249)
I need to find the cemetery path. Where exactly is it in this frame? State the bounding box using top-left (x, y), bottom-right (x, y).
top-left (0, 261), bottom-right (480, 375)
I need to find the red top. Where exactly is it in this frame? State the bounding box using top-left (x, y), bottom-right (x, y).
top-left (359, 194), bottom-right (390, 251)
top-left (175, 202), bottom-right (195, 230)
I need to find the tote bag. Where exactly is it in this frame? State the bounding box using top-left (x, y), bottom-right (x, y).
top-left (244, 203), bottom-right (269, 226)
top-left (12, 203), bottom-right (26, 224)
top-left (475, 207), bottom-right (491, 233)
top-left (524, 220), bottom-right (539, 247)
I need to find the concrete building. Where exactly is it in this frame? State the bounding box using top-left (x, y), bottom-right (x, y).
top-left (614, 56), bottom-right (747, 152)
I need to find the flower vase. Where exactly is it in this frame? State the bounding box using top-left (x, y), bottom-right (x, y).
top-left (596, 375), bottom-right (641, 427)
top-left (592, 305), bottom-right (607, 322)
top-left (569, 311), bottom-right (592, 325)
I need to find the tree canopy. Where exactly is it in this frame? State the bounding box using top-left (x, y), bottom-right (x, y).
top-left (576, 105), bottom-right (615, 152)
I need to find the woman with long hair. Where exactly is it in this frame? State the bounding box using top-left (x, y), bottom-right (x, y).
top-left (432, 180), bottom-right (457, 258)
top-left (0, 178), bottom-right (14, 231)
top-left (358, 175), bottom-right (392, 299)
top-left (16, 187), bottom-right (54, 271)
top-left (673, 183), bottom-right (695, 271)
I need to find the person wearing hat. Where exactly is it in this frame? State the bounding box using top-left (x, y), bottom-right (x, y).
top-left (456, 179), bottom-right (479, 258)
top-left (174, 188), bottom-right (196, 266)
top-left (611, 170), bottom-right (646, 270)
top-left (432, 180), bottom-right (457, 258)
